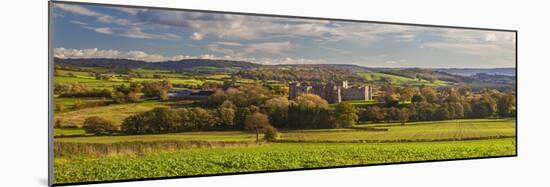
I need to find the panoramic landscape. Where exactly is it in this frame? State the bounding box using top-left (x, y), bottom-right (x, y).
top-left (51, 2), bottom-right (516, 184)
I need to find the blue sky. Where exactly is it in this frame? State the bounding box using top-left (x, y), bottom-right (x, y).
top-left (52, 3), bottom-right (516, 68)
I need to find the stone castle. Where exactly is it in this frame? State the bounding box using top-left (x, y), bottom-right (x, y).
top-left (289, 80), bottom-right (373, 103)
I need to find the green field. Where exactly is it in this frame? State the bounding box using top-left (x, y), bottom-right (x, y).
top-left (283, 119), bottom-right (515, 142)
top-left (358, 72), bottom-right (448, 86)
top-left (55, 131), bottom-right (259, 143)
top-left (54, 128), bottom-right (89, 136)
top-left (54, 76), bottom-right (128, 90)
top-left (54, 119), bottom-right (515, 143)
top-left (54, 97), bottom-right (109, 109)
top-left (54, 100), bottom-right (169, 127)
top-left (53, 138), bottom-right (515, 184)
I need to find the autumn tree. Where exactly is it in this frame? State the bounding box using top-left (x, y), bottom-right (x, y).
top-left (263, 97), bottom-right (290, 128)
top-left (294, 94), bottom-right (329, 109)
top-left (497, 93), bottom-right (516, 117)
top-left (244, 112), bottom-right (272, 141)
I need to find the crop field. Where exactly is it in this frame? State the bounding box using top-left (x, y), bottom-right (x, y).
top-left (358, 72), bottom-right (448, 86)
top-left (53, 138), bottom-right (515, 184)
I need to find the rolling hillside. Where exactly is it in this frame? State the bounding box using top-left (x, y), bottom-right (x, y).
top-left (54, 58), bottom-right (261, 71)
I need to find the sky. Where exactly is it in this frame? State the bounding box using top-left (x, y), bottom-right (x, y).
top-left (52, 3), bottom-right (516, 68)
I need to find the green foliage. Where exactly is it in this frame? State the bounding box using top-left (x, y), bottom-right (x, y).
top-left (263, 97), bottom-right (290, 128)
top-left (411, 94), bottom-right (425, 103)
top-left (333, 103), bottom-right (358, 127)
top-left (54, 138), bottom-right (515, 184)
top-left (83, 116), bottom-right (117, 135)
top-left (141, 80), bottom-right (173, 98)
top-left (263, 126), bottom-right (279, 142)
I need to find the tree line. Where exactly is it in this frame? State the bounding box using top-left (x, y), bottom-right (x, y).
top-left (359, 86), bottom-right (516, 124)
top-left (79, 83), bottom-right (515, 140)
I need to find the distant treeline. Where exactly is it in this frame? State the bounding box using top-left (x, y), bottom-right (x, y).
top-left (235, 67), bottom-right (363, 82)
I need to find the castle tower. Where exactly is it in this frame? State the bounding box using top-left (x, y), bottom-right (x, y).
top-left (341, 80), bottom-right (349, 89)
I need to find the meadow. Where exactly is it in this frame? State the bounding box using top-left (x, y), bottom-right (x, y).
top-left (54, 100), bottom-right (169, 127)
top-left (53, 138), bottom-right (515, 184)
top-left (54, 118), bottom-right (515, 143)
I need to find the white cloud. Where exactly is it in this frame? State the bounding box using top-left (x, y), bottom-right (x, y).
top-left (255, 57), bottom-right (327, 65)
top-left (421, 42), bottom-right (511, 56)
top-left (216, 41), bottom-right (242, 46)
top-left (190, 32), bottom-right (204, 40)
top-left (54, 48), bottom-right (189, 62)
top-left (131, 10), bottom-right (422, 43)
top-left (206, 41), bottom-right (296, 56)
top-left (120, 27), bottom-right (180, 40)
top-left (243, 41), bottom-right (295, 54)
top-left (207, 44), bottom-right (236, 55)
top-left (55, 4), bottom-right (101, 17)
top-left (70, 20), bottom-right (88, 25)
top-left (94, 27), bottom-right (113, 34)
top-left (394, 34), bottom-right (415, 41)
top-left (54, 48), bottom-right (325, 65)
top-left (422, 29), bottom-right (515, 59)
top-left (108, 7), bottom-right (142, 15)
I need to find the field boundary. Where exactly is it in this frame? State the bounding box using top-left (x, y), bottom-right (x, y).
top-left (276, 135), bottom-right (515, 144)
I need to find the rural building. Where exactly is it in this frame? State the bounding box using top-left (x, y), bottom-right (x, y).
top-left (289, 80), bottom-right (373, 103)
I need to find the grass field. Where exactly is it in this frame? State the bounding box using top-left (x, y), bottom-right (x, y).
top-left (54, 100), bottom-right (169, 127)
top-left (55, 119), bottom-right (515, 143)
top-left (54, 128), bottom-right (89, 136)
top-left (358, 72), bottom-right (448, 86)
top-left (53, 138), bottom-right (515, 184)
top-left (283, 119), bottom-right (515, 142)
top-left (55, 76), bottom-right (128, 89)
top-left (54, 97), bottom-right (109, 110)
top-left (55, 131), bottom-right (259, 143)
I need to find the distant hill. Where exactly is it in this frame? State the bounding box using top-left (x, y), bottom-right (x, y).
top-left (274, 64), bottom-right (372, 72)
top-left (370, 68), bottom-right (472, 83)
top-left (433, 68), bottom-right (516, 76)
top-left (54, 58), bottom-right (262, 71)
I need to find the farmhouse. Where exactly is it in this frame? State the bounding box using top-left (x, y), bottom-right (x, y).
top-left (289, 80), bottom-right (373, 103)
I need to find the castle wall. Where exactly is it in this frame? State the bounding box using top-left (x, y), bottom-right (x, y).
top-left (289, 81), bottom-right (371, 103)
top-left (341, 87), bottom-right (368, 101)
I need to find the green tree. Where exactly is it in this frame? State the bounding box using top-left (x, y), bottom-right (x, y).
top-left (363, 106), bottom-right (384, 123)
top-left (263, 126), bottom-right (279, 142)
top-left (398, 108), bottom-right (411, 125)
top-left (434, 107), bottom-right (451, 120)
top-left (411, 94), bottom-right (426, 103)
top-left (83, 116), bottom-right (117, 135)
top-left (263, 97), bottom-right (290, 128)
top-left (333, 103), bottom-right (358, 127)
top-left (472, 95), bottom-right (497, 118)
